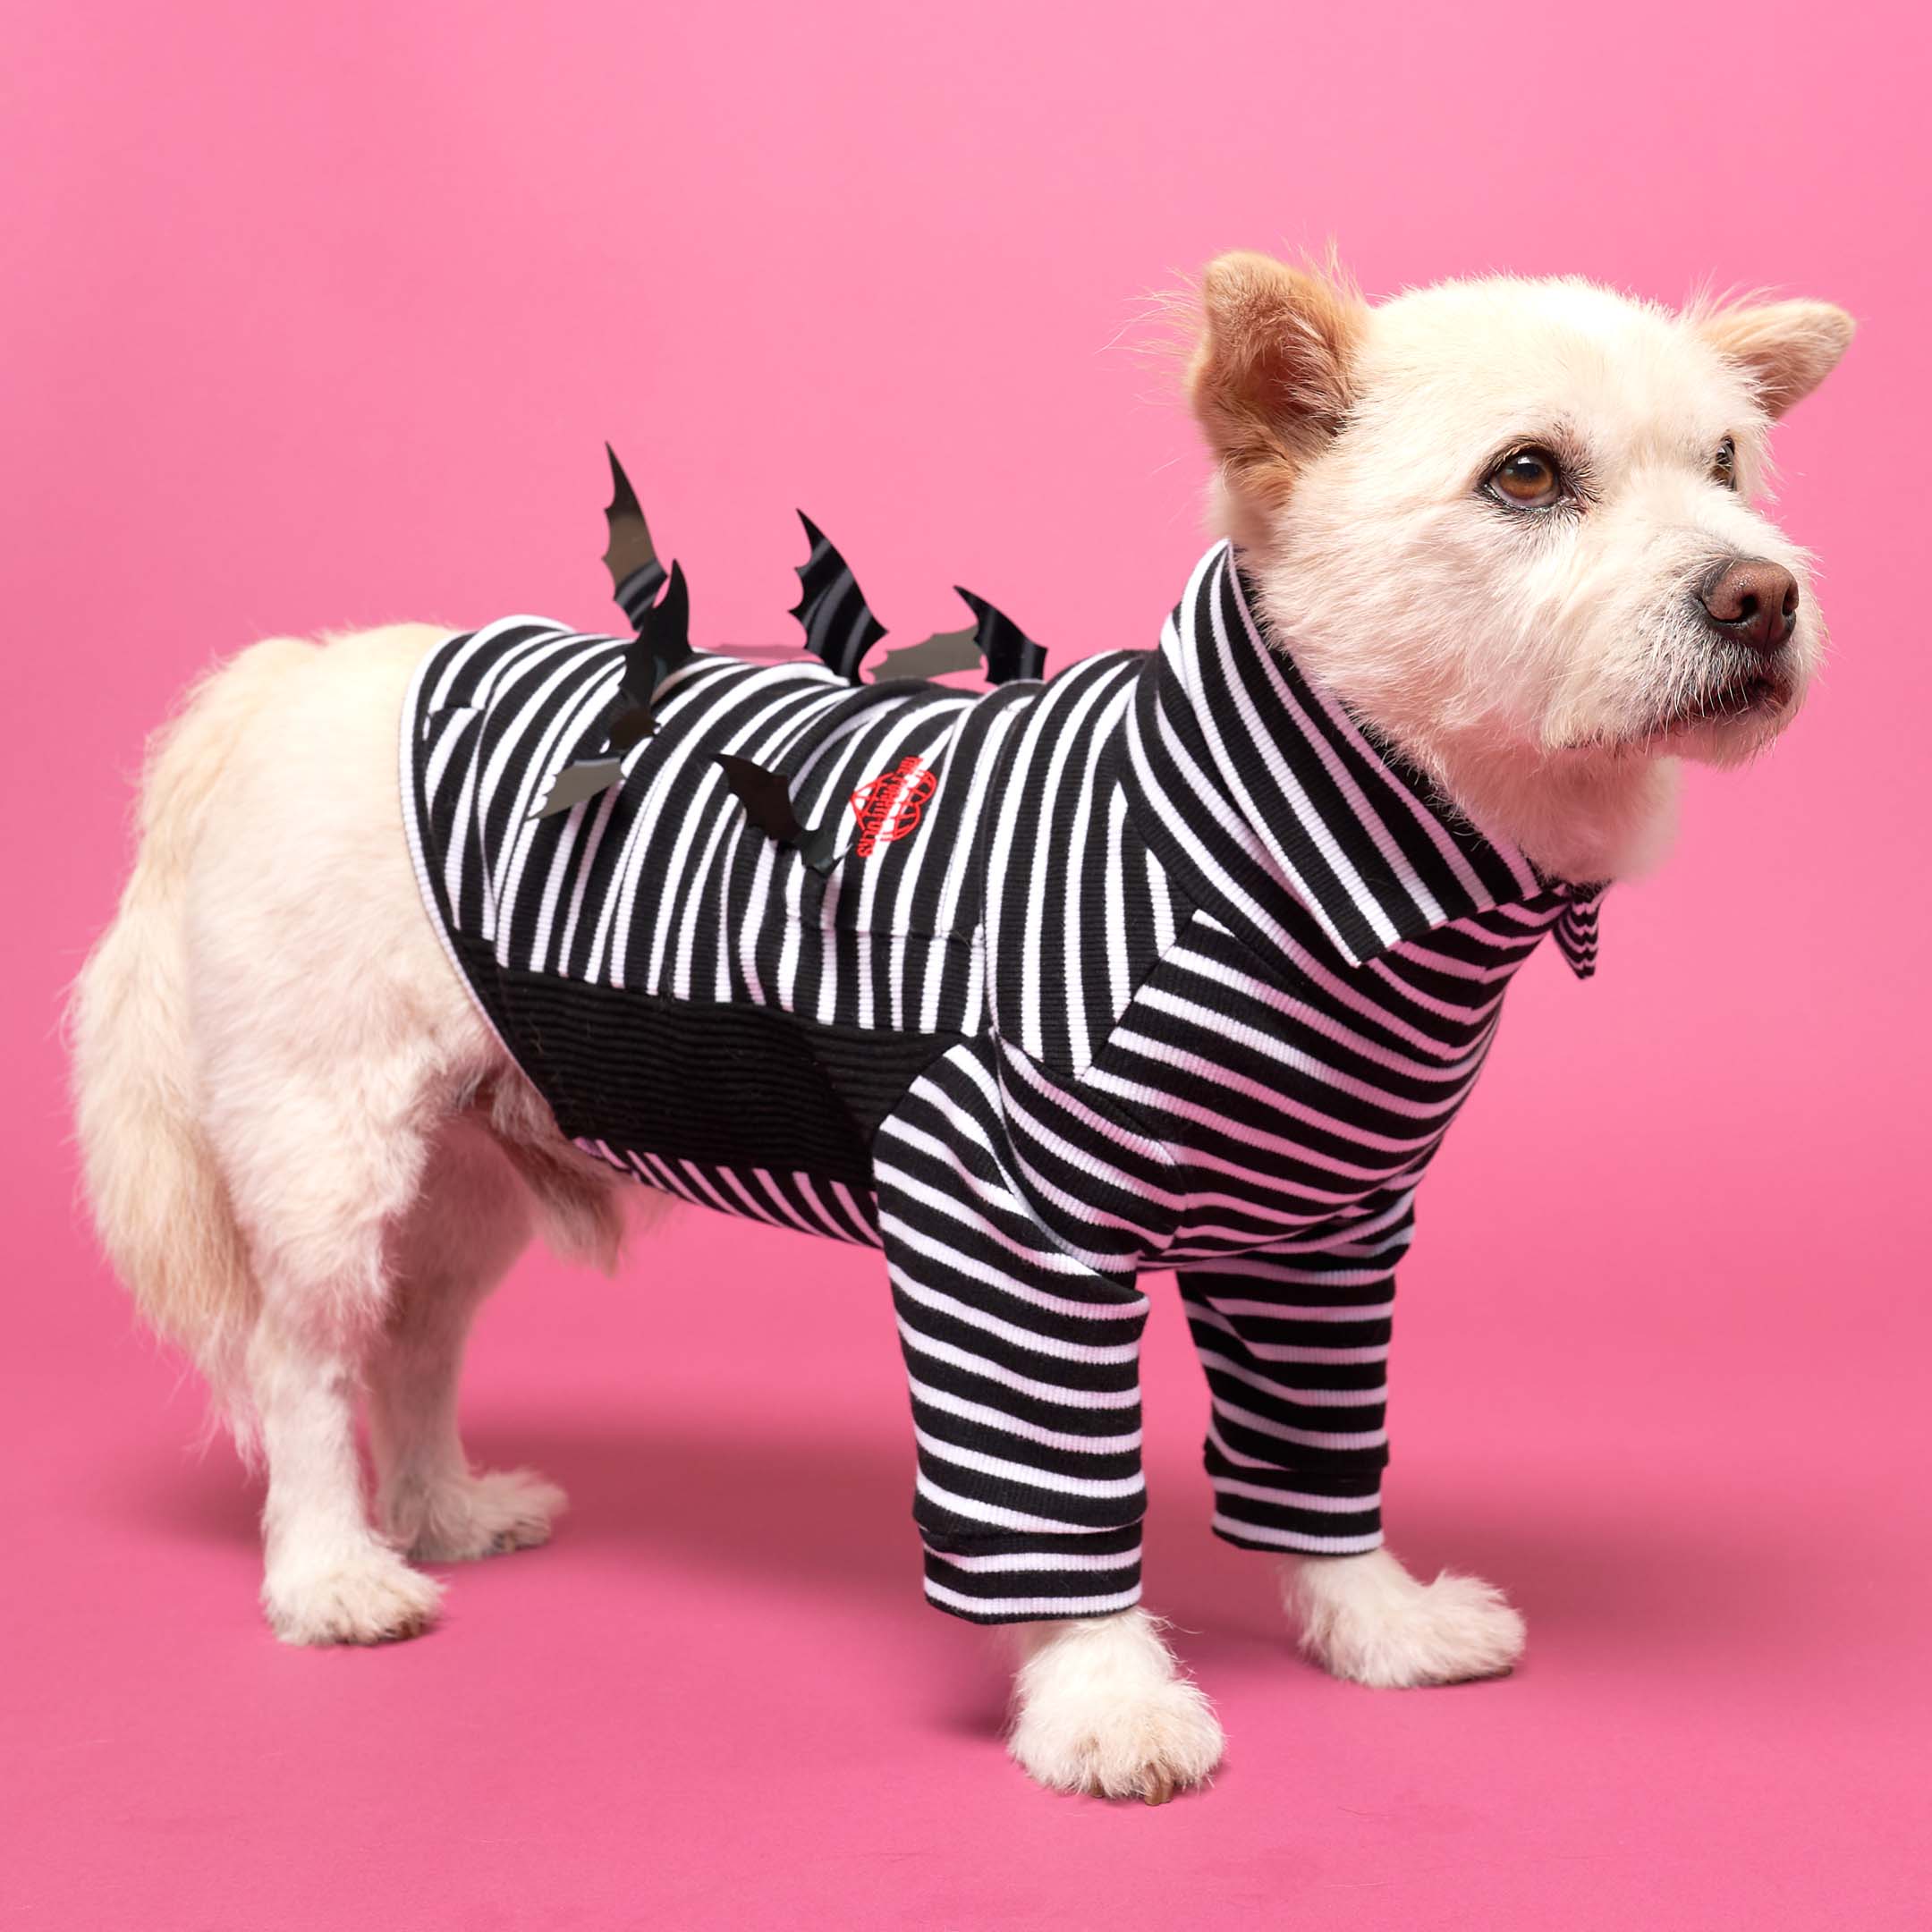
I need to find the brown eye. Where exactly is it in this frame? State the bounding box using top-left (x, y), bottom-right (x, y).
top-left (1487, 446), bottom-right (1564, 508)
top-left (1712, 436), bottom-right (1737, 488)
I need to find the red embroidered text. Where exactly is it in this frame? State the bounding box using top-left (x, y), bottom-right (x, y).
top-left (849, 757), bottom-right (936, 855)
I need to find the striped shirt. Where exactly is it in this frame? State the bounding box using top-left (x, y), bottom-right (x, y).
top-left (402, 541), bottom-right (1604, 1622)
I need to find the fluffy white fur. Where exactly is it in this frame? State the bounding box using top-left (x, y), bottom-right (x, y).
top-left (72, 626), bottom-right (625, 1643)
top-left (1280, 1549), bottom-right (1526, 1688)
top-left (1008, 1611), bottom-right (1224, 1802)
top-left (69, 258), bottom-right (1850, 1789)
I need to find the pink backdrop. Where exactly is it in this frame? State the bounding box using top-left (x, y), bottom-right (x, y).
top-left (6, 4), bottom-right (1928, 1927)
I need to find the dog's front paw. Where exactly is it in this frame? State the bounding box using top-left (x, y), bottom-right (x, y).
top-left (263, 1543), bottom-right (444, 1645)
top-left (1009, 1609), bottom-right (1224, 1802)
top-left (381, 1467), bottom-right (567, 1563)
top-left (1283, 1547), bottom-right (1525, 1688)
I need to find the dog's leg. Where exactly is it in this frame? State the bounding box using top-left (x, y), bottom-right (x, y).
top-left (1007, 1610), bottom-right (1224, 1803)
top-left (367, 1115), bottom-right (564, 1563)
top-left (871, 1048), bottom-right (1221, 1798)
top-left (182, 630), bottom-right (501, 1641)
top-left (1175, 1252), bottom-right (1526, 1686)
top-left (225, 1060), bottom-right (471, 1644)
top-left (1279, 1548), bottom-right (1524, 1686)
top-left (247, 1289), bottom-right (443, 1645)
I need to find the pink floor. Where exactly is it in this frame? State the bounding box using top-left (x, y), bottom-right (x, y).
top-left (8, 3), bottom-right (1931, 1926)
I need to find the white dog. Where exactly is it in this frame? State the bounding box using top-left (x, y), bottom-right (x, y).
top-left (70, 253), bottom-right (1852, 1801)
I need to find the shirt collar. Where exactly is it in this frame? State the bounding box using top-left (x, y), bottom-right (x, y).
top-left (1123, 541), bottom-right (1603, 979)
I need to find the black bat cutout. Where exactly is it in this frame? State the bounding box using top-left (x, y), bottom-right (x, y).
top-left (605, 557), bottom-right (693, 749)
top-left (529, 758), bottom-right (626, 821)
top-left (868, 587), bottom-right (1046, 686)
top-left (956, 587), bottom-right (1047, 684)
top-left (790, 513), bottom-right (886, 680)
top-left (712, 752), bottom-right (841, 873)
top-left (603, 445), bottom-right (667, 630)
top-left (527, 547), bottom-right (696, 821)
top-left (872, 623), bottom-right (982, 682)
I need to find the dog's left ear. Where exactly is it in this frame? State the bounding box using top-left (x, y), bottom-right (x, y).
top-left (1188, 250), bottom-right (1368, 544)
top-left (1699, 299), bottom-right (1856, 419)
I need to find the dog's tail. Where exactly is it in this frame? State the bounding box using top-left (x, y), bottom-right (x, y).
top-left (69, 637), bottom-right (317, 1427)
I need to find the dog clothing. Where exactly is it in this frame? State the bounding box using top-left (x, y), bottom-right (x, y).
top-left (402, 528), bottom-right (1603, 1622)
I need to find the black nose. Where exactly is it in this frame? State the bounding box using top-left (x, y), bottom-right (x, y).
top-left (1699, 557), bottom-right (1799, 655)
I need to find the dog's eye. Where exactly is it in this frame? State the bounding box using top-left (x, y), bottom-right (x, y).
top-left (1711, 436), bottom-right (1737, 488)
top-left (1486, 446), bottom-right (1565, 509)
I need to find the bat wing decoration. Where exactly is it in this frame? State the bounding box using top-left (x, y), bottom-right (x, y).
top-left (871, 621), bottom-right (981, 682)
top-left (530, 446), bottom-right (1048, 868)
top-left (711, 754), bottom-right (841, 874)
top-left (602, 444), bottom-right (668, 629)
top-left (789, 513), bottom-right (886, 680)
top-left (955, 586), bottom-right (1047, 685)
top-left (528, 449), bottom-right (696, 820)
top-left (787, 513), bottom-right (1048, 689)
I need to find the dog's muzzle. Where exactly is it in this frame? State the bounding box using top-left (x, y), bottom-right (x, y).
top-left (1682, 556), bottom-right (1801, 722)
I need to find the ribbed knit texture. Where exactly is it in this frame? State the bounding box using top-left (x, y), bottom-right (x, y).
top-left (402, 543), bottom-right (1605, 1620)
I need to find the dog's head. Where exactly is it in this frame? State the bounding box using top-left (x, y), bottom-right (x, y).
top-left (1186, 254), bottom-right (1853, 874)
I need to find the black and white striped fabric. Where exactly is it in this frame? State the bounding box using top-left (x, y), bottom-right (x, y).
top-left (402, 541), bottom-right (1605, 1621)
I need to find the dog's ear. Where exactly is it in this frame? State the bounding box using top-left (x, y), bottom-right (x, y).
top-left (1188, 251), bottom-right (1366, 540)
top-left (1699, 299), bottom-right (1856, 419)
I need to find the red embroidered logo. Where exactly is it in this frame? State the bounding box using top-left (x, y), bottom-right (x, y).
top-left (849, 756), bottom-right (936, 856)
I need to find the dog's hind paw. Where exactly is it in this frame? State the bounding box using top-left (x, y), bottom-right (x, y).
top-left (382, 1467), bottom-right (567, 1563)
top-left (1008, 1608), bottom-right (1224, 1802)
top-left (263, 1544), bottom-right (444, 1646)
top-left (1283, 1546), bottom-right (1526, 1688)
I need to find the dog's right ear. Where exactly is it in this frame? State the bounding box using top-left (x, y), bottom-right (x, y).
top-left (1188, 250), bottom-right (1366, 545)
top-left (1698, 298), bottom-right (1856, 419)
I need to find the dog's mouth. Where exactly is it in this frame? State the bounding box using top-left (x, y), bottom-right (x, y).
top-left (1642, 664), bottom-right (1792, 742)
